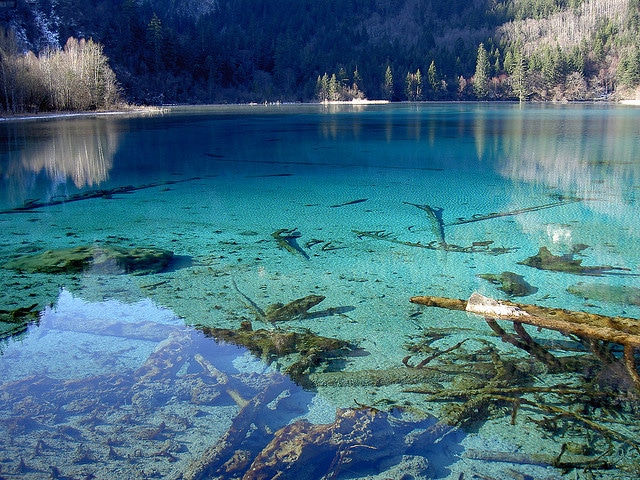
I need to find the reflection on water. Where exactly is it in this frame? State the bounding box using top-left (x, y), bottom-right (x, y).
top-left (0, 117), bottom-right (120, 206)
top-left (492, 107), bottom-right (640, 200)
top-left (474, 106), bottom-right (640, 254)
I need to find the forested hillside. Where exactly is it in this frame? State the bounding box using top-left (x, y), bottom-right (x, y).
top-left (1, 0), bottom-right (639, 109)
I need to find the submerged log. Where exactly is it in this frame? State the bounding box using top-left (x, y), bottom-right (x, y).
top-left (263, 295), bottom-right (326, 322)
top-left (182, 376), bottom-right (288, 480)
top-left (477, 271), bottom-right (537, 297)
top-left (0, 177), bottom-right (202, 214)
top-left (518, 246), bottom-right (631, 276)
top-left (403, 202), bottom-right (446, 246)
top-left (232, 279), bottom-right (334, 323)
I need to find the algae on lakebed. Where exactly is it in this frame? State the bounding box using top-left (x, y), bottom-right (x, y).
top-left (2, 245), bottom-right (173, 275)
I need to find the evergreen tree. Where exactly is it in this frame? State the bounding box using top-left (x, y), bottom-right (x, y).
top-left (353, 66), bottom-right (363, 93)
top-left (540, 45), bottom-right (565, 90)
top-left (328, 73), bottom-right (340, 101)
top-left (147, 13), bottom-right (164, 72)
top-left (428, 61), bottom-right (438, 93)
top-left (503, 50), bottom-right (515, 75)
top-left (474, 43), bottom-right (490, 98)
top-left (316, 74), bottom-right (329, 102)
top-left (618, 45), bottom-right (640, 88)
top-left (405, 69), bottom-right (423, 101)
top-left (384, 65), bottom-right (393, 101)
top-left (510, 50), bottom-right (528, 102)
top-left (337, 67), bottom-right (349, 89)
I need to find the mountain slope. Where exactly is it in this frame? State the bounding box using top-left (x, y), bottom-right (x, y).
top-left (1, 0), bottom-right (639, 105)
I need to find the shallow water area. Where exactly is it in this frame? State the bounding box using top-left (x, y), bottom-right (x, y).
top-left (0, 289), bottom-right (326, 479)
top-left (1, 103), bottom-right (640, 479)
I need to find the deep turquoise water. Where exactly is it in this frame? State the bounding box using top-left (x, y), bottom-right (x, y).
top-left (0, 103), bottom-right (639, 479)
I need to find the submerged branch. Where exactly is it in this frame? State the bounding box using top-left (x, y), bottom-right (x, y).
top-left (0, 177), bottom-right (204, 214)
top-left (272, 228), bottom-right (309, 259)
top-left (447, 195), bottom-right (583, 226)
top-left (353, 230), bottom-right (516, 255)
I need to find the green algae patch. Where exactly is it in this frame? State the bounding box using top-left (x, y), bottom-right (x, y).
top-left (201, 321), bottom-right (352, 384)
top-left (3, 245), bottom-right (173, 275)
top-left (477, 271), bottom-right (537, 297)
top-left (518, 246), bottom-right (630, 276)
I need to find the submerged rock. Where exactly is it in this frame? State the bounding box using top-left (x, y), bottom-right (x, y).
top-left (567, 283), bottom-right (640, 306)
top-left (3, 245), bottom-right (173, 275)
top-left (477, 271), bottom-right (537, 297)
top-left (0, 303), bottom-right (40, 339)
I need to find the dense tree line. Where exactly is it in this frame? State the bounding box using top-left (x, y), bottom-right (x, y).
top-left (1, 0), bottom-right (639, 107)
top-left (0, 31), bottom-right (120, 112)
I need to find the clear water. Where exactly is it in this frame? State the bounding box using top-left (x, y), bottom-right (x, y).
top-left (1, 103), bottom-right (639, 479)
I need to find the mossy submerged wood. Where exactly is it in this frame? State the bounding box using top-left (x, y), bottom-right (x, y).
top-left (3, 245), bottom-right (173, 275)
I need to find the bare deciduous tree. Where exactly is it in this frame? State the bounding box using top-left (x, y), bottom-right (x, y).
top-left (0, 35), bottom-right (121, 113)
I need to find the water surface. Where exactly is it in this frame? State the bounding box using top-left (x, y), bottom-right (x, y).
top-left (1, 103), bottom-right (639, 479)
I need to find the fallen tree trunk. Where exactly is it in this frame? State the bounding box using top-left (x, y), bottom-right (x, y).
top-left (410, 292), bottom-right (640, 390)
top-left (410, 293), bottom-right (640, 348)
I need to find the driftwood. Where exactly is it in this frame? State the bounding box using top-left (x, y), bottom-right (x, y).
top-left (410, 292), bottom-right (640, 390)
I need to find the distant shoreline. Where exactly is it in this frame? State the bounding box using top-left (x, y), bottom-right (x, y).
top-left (0, 105), bottom-right (168, 122)
top-left (320, 99), bottom-right (390, 105)
top-left (2, 98), bottom-right (638, 122)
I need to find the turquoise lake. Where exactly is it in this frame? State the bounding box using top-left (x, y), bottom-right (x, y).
top-left (0, 103), bottom-right (639, 479)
